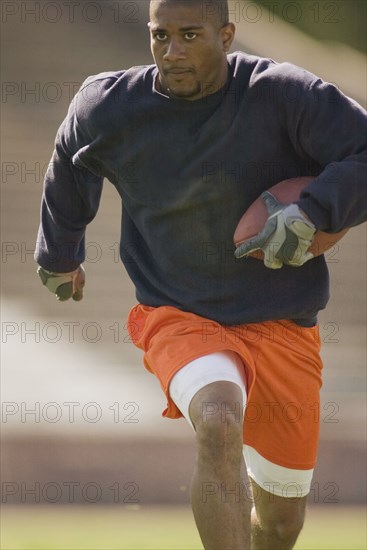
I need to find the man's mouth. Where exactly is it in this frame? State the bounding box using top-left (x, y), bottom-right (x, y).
top-left (164, 68), bottom-right (193, 75)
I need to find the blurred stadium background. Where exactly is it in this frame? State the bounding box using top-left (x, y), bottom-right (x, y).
top-left (1, 1), bottom-right (366, 548)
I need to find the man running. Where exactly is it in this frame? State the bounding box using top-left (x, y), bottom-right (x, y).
top-left (35, 1), bottom-right (367, 548)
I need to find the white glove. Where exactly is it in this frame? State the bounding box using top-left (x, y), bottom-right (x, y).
top-left (235, 192), bottom-right (316, 269)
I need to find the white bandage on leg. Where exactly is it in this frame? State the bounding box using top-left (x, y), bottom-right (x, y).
top-left (168, 350), bottom-right (247, 430)
top-left (244, 445), bottom-right (314, 498)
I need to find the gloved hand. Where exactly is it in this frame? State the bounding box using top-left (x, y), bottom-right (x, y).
top-left (37, 265), bottom-right (85, 301)
top-left (234, 191), bottom-right (316, 269)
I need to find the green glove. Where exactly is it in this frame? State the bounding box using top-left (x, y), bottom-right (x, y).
top-left (37, 265), bottom-right (85, 301)
top-left (235, 192), bottom-right (316, 269)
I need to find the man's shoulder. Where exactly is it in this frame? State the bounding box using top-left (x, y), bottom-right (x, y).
top-left (229, 51), bottom-right (318, 88)
top-left (80, 64), bottom-right (154, 90)
top-left (74, 64), bottom-right (155, 119)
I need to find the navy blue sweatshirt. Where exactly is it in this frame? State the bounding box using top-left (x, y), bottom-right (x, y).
top-left (35, 52), bottom-right (367, 326)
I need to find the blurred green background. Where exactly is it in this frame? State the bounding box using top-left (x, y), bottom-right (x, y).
top-left (1, 1), bottom-right (366, 549)
top-left (255, 0), bottom-right (366, 54)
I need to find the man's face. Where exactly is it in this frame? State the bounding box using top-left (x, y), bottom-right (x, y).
top-left (149, 1), bottom-right (235, 100)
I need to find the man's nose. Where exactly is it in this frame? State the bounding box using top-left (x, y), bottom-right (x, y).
top-left (163, 39), bottom-right (186, 61)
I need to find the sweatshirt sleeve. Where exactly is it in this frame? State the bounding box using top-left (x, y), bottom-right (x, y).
top-left (282, 72), bottom-right (367, 232)
top-left (35, 83), bottom-right (104, 272)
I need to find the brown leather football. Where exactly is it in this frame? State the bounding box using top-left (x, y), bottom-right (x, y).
top-left (233, 176), bottom-right (348, 260)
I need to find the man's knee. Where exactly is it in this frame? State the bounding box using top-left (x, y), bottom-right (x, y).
top-left (189, 381), bottom-right (244, 459)
top-left (270, 513), bottom-right (305, 542)
top-left (253, 483), bottom-right (307, 545)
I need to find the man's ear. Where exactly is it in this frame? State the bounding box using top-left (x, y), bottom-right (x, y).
top-left (221, 23), bottom-right (235, 52)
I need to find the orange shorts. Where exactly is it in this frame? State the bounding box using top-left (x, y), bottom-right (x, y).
top-left (127, 304), bottom-right (323, 470)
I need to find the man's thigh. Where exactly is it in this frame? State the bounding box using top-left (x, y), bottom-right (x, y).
top-left (242, 320), bottom-right (323, 473)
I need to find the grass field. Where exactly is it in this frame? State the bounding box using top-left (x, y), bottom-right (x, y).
top-left (1, 505), bottom-right (366, 550)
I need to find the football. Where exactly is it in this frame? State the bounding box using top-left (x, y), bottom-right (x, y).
top-left (233, 176), bottom-right (348, 260)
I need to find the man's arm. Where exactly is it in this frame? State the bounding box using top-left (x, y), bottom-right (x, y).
top-left (235, 66), bottom-right (367, 268)
top-left (287, 74), bottom-right (367, 232)
top-left (35, 90), bottom-right (104, 296)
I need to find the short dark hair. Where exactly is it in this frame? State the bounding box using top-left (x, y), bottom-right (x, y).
top-left (149, 0), bottom-right (229, 28)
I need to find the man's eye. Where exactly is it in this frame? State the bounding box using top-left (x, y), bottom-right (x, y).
top-left (184, 32), bottom-right (197, 40)
top-left (154, 33), bottom-right (167, 41)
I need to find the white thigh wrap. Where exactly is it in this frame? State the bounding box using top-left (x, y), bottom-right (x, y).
top-left (169, 350), bottom-right (247, 428)
top-left (244, 446), bottom-right (314, 498)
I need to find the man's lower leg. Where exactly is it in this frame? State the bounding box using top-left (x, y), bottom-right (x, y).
top-left (191, 450), bottom-right (251, 549)
top-left (189, 382), bottom-right (251, 550)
